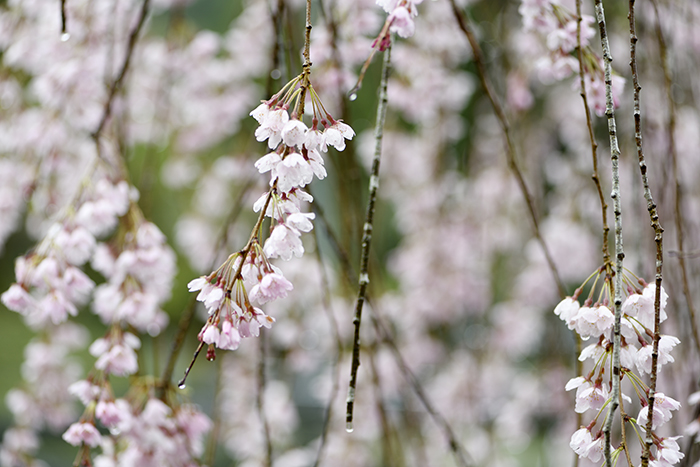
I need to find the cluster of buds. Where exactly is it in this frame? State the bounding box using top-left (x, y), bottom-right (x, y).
top-left (187, 74), bottom-right (354, 360)
top-left (554, 267), bottom-right (683, 465)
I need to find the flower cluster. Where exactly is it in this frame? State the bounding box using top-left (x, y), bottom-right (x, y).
top-left (517, 0), bottom-right (625, 115)
top-left (554, 268), bottom-right (683, 465)
top-left (64, 387), bottom-right (211, 467)
top-left (1, 177), bottom-right (131, 329)
top-left (187, 76), bottom-right (354, 358)
top-left (91, 215), bottom-right (176, 336)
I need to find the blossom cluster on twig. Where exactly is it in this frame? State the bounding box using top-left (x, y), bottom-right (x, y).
top-left (554, 268), bottom-right (683, 465)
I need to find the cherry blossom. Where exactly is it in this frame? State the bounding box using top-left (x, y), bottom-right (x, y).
top-left (62, 422), bottom-right (101, 447)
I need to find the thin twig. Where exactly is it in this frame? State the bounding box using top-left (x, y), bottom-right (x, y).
top-left (311, 200), bottom-right (473, 467)
top-left (650, 0), bottom-right (700, 358)
top-left (593, 1), bottom-right (624, 465)
top-left (346, 39), bottom-right (391, 432)
top-left (448, 0), bottom-right (566, 299)
top-left (60, 0), bottom-right (68, 36)
top-left (370, 314), bottom-right (472, 467)
top-left (91, 0), bottom-right (150, 142)
top-left (158, 178), bottom-right (257, 396)
top-left (629, 1), bottom-right (665, 465)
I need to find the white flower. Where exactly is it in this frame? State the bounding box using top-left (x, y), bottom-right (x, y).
top-left (635, 335), bottom-right (680, 374)
top-left (656, 436), bottom-right (684, 466)
top-left (255, 109), bottom-right (289, 149)
top-left (304, 128), bottom-right (324, 151)
top-left (255, 152), bottom-right (282, 174)
top-left (286, 212), bottom-right (315, 232)
top-left (306, 149), bottom-right (327, 180)
top-left (572, 305), bottom-right (614, 340)
top-left (554, 296), bottom-right (580, 329)
top-left (275, 152), bottom-right (314, 193)
top-left (637, 392), bottom-right (681, 429)
top-left (188, 277), bottom-right (224, 313)
top-left (200, 323), bottom-right (220, 346)
top-left (281, 119), bottom-right (308, 148)
top-left (249, 102), bottom-right (270, 124)
top-left (321, 121), bottom-right (354, 152)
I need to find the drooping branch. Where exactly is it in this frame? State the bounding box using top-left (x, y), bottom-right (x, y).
top-left (91, 0), bottom-right (151, 143)
top-left (629, 1), bottom-right (665, 465)
top-left (593, 1), bottom-right (624, 465)
top-left (650, 0), bottom-right (700, 359)
top-left (346, 39), bottom-right (392, 432)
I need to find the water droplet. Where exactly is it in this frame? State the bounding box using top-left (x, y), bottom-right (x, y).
top-left (348, 93), bottom-right (357, 102)
top-left (270, 69), bottom-right (282, 80)
top-left (345, 421), bottom-right (354, 433)
top-left (61, 32), bottom-right (70, 42)
top-left (178, 381), bottom-right (186, 390)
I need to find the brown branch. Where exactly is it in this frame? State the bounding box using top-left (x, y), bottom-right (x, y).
top-left (629, 1), bottom-right (666, 465)
top-left (91, 0), bottom-right (150, 142)
top-left (448, 0), bottom-right (566, 299)
top-left (650, 0), bottom-right (700, 358)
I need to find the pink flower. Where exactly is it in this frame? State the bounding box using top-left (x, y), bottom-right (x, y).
top-left (54, 225), bottom-right (96, 266)
top-left (249, 272), bottom-right (293, 305)
top-left (200, 323), bottom-right (220, 346)
top-left (62, 422), bottom-right (101, 447)
top-left (567, 378), bottom-right (608, 414)
top-left (90, 335), bottom-right (141, 376)
top-left (1, 283), bottom-right (35, 314)
top-left (96, 399), bottom-right (131, 428)
top-left (218, 319), bottom-right (241, 350)
top-left (263, 225), bottom-right (304, 261)
top-left (389, 7), bottom-right (415, 38)
top-left (68, 380), bottom-right (102, 406)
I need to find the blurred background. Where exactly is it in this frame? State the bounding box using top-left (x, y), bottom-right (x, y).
top-left (1, 0), bottom-right (699, 465)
